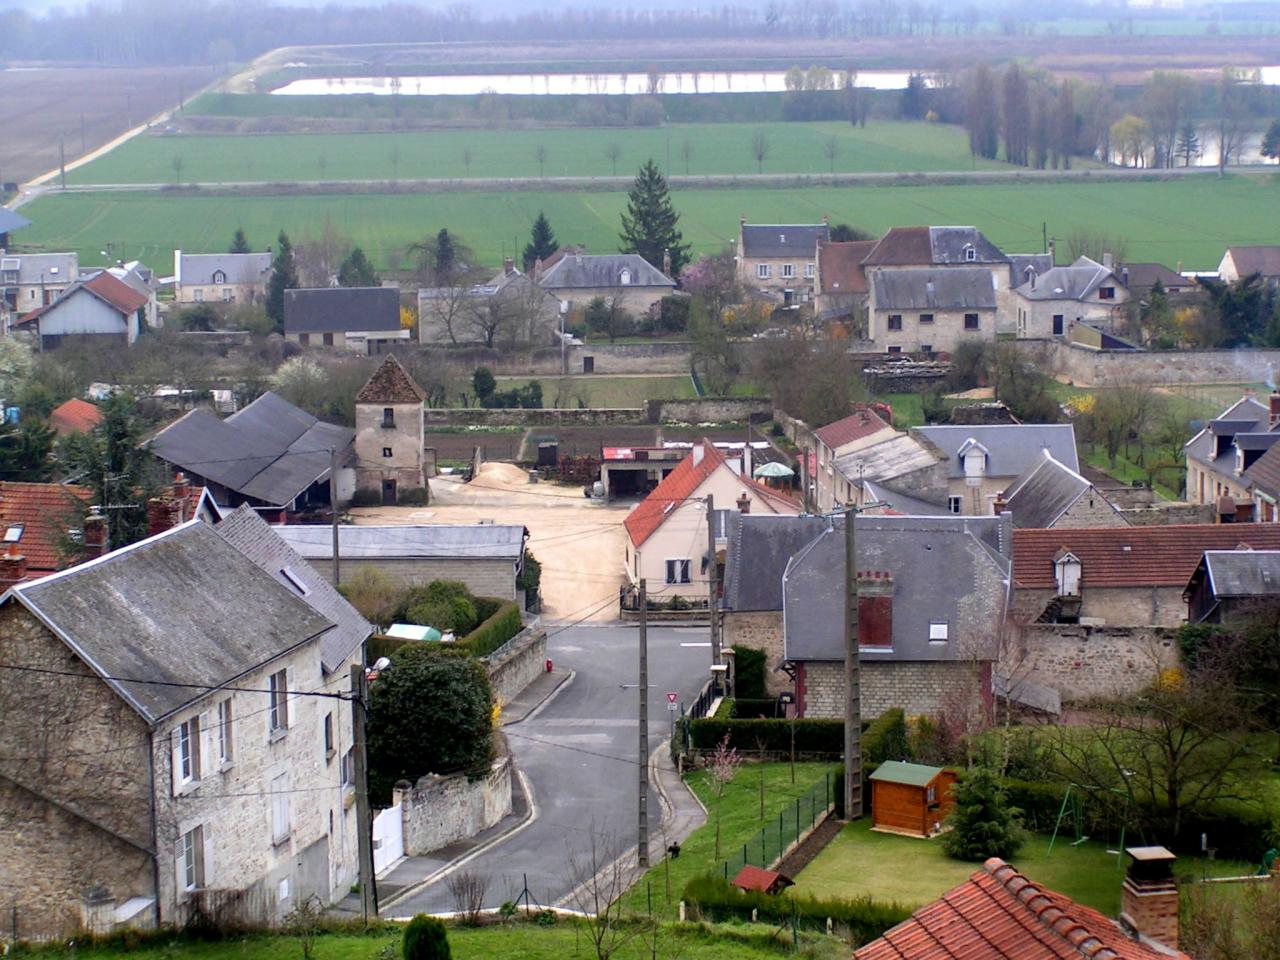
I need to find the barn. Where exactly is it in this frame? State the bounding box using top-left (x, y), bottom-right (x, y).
top-left (869, 761), bottom-right (956, 839)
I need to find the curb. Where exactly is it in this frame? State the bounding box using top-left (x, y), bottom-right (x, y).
top-left (501, 668), bottom-right (575, 727)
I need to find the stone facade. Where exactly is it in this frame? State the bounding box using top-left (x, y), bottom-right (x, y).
top-left (1015, 340), bottom-right (1280, 389)
top-left (419, 340), bottom-right (693, 377)
top-left (869, 305), bottom-right (996, 355)
top-left (420, 397), bottom-right (772, 429)
top-left (1186, 456), bottom-right (1251, 510)
top-left (1049, 490), bottom-right (1129, 528)
top-left (321, 557), bottom-right (518, 600)
top-left (393, 756), bottom-right (513, 857)
top-left (354, 399), bottom-right (424, 500)
top-left (797, 660), bottom-right (988, 719)
top-left (484, 623), bottom-right (547, 706)
top-left (1013, 584), bottom-right (1188, 627)
top-left (1017, 623), bottom-right (1179, 702)
top-left (722, 611), bottom-right (787, 695)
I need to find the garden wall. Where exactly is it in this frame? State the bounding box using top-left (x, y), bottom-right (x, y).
top-left (1016, 340), bottom-right (1280, 388)
top-left (1018, 623), bottom-right (1180, 702)
top-left (422, 397), bottom-right (772, 428)
top-left (393, 755), bottom-right (512, 857)
top-left (484, 621), bottom-right (547, 705)
top-left (419, 341), bottom-right (692, 376)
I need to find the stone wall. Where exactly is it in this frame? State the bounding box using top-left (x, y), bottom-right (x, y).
top-left (484, 622), bottom-right (548, 706)
top-left (722, 612), bottom-right (787, 696)
top-left (1018, 623), bottom-right (1180, 702)
top-left (1054, 490), bottom-right (1129, 528)
top-left (417, 341), bottom-right (693, 376)
top-left (1015, 340), bottom-right (1280, 388)
top-left (798, 659), bottom-right (987, 719)
top-left (651, 397), bottom-right (773, 424)
top-left (1121, 503), bottom-right (1215, 526)
top-left (319, 557), bottom-right (518, 601)
top-left (421, 397), bottom-right (772, 429)
top-left (394, 756), bottom-right (513, 857)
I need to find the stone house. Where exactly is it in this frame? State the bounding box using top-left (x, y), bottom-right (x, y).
top-left (13, 270), bottom-right (149, 349)
top-left (536, 253), bottom-right (676, 317)
top-left (624, 438), bottom-right (799, 601)
top-left (866, 267), bottom-right (997, 354)
top-left (1217, 245), bottom-right (1280, 287)
top-left (173, 251), bottom-right (272, 305)
top-left (814, 239), bottom-right (874, 332)
top-left (912, 424), bottom-right (1080, 517)
top-left (353, 355), bottom-right (426, 504)
top-left (284, 287), bottom-right (410, 355)
top-left (1010, 255), bottom-right (1130, 339)
top-left (0, 251), bottom-right (78, 317)
top-left (1184, 393), bottom-right (1278, 515)
top-left (827, 431), bottom-right (944, 513)
top-left (1184, 549), bottom-right (1280, 625)
top-left (811, 407), bottom-right (900, 511)
top-left (1243, 441), bottom-right (1280, 522)
top-left (861, 226), bottom-right (1011, 291)
top-left (0, 520), bottom-right (361, 938)
top-left (999, 451), bottom-right (1127, 529)
top-left (735, 218), bottom-right (830, 305)
top-left (419, 261), bottom-right (561, 346)
top-left (1119, 261), bottom-right (1195, 299)
top-left (1011, 523), bottom-right (1280, 627)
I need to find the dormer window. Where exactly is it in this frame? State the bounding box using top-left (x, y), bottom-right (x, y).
top-left (958, 439), bottom-right (989, 481)
top-left (212, 270), bottom-right (226, 284)
top-left (1099, 286), bottom-right (1115, 299)
top-left (964, 246), bottom-right (976, 262)
top-left (1053, 551), bottom-right (1082, 597)
top-left (619, 269), bottom-right (631, 285)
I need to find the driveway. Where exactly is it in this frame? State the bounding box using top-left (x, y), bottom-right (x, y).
top-left (383, 622), bottom-right (710, 916)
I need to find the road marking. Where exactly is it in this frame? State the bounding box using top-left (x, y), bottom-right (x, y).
top-left (680, 642), bottom-right (712, 647)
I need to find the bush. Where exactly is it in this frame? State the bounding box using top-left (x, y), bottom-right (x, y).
top-left (730, 698), bottom-right (780, 718)
top-left (732, 645), bottom-right (767, 700)
top-left (863, 708), bottom-right (909, 764)
top-left (943, 766), bottom-right (1025, 861)
top-left (398, 487), bottom-right (429, 506)
top-left (403, 914), bottom-right (451, 960)
top-left (688, 717), bottom-right (844, 756)
top-left (338, 566), bottom-right (401, 628)
top-left (457, 601), bottom-right (522, 657)
top-left (351, 488), bottom-right (381, 507)
top-left (406, 595), bottom-right (478, 634)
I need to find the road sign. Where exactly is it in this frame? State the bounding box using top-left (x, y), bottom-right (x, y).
top-left (666, 692), bottom-right (678, 704)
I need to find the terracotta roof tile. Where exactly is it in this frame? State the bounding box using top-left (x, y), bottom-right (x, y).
top-left (1013, 523), bottom-right (1280, 589)
top-left (814, 408), bottom-right (892, 452)
top-left (356, 355), bottom-right (425, 404)
top-left (82, 270), bottom-right (149, 314)
top-left (862, 226), bottom-right (933, 266)
top-left (48, 398), bottom-right (101, 436)
top-left (0, 482), bottom-right (93, 574)
top-left (818, 240), bottom-right (875, 295)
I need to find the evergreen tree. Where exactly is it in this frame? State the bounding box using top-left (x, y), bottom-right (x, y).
top-left (618, 159), bottom-right (691, 278)
top-left (1175, 122), bottom-right (1201, 167)
top-left (229, 227), bottom-right (250, 254)
top-left (265, 231), bottom-right (298, 330)
top-left (900, 73), bottom-right (927, 120)
top-left (1263, 118), bottom-right (1280, 163)
top-left (0, 418), bottom-right (54, 482)
top-left (435, 228), bottom-right (456, 281)
top-left (942, 766), bottom-right (1025, 861)
top-left (337, 247), bottom-right (380, 287)
top-left (522, 212), bottom-right (558, 271)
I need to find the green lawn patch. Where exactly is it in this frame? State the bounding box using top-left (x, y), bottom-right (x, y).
top-left (493, 375), bottom-right (696, 407)
top-left (881, 392), bottom-right (925, 428)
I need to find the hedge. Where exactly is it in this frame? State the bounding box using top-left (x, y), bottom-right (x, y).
top-left (732, 645), bottom-right (767, 699)
top-left (863, 708), bottom-right (909, 764)
top-left (682, 874), bottom-right (909, 946)
top-left (689, 717), bottom-right (845, 755)
top-left (731, 698), bottom-right (782, 718)
top-left (456, 601), bottom-right (523, 658)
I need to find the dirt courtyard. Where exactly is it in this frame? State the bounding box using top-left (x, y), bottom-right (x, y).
top-left (350, 462), bottom-right (629, 622)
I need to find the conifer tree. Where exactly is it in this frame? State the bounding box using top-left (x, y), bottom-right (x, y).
top-left (618, 159), bottom-right (690, 278)
top-left (229, 227), bottom-right (250, 254)
top-left (337, 247), bottom-right (380, 287)
top-left (265, 230), bottom-right (299, 329)
top-left (435, 228), bottom-right (456, 282)
top-left (522, 212), bottom-right (558, 271)
top-left (942, 766), bottom-right (1024, 861)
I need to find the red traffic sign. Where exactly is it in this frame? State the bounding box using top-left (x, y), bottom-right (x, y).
top-left (666, 691), bottom-right (679, 704)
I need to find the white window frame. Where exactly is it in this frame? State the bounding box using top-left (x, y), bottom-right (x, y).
top-left (948, 495), bottom-right (962, 514)
top-left (216, 698), bottom-right (233, 766)
top-left (929, 621), bottom-right (949, 642)
top-left (271, 773), bottom-right (291, 844)
top-left (177, 716), bottom-right (200, 785)
top-left (665, 558), bottom-right (691, 584)
top-left (324, 712), bottom-right (335, 760)
top-left (341, 747), bottom-right (355, 787)
top-left (268, 669), bottom-right (288, 734)
top-left (756, 263), bottom-right (771, 280)
top-left (965, 247), bottom-right (976, 262)
top-left (782, 263), bottom-right (795, 279)
top-left (804, 262), bottom-right (815, 279)
top-left (619, 269), bottom-right (632, 285)
top-left (193, 288), bottom-right (204, 302)
top-left (221, 288), bottom-right (232, 301)
top-left (179, 824), bottom-right (205, 892)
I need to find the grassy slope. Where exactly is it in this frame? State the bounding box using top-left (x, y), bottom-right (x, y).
top-left (20, 174), bottom-right (1278, 273)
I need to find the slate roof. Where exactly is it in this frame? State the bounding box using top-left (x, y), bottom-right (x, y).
top-left (1001, 451), bottom-right (1109, 529)
top-left (1015, 256), bottom-right (1119, 302)
top-left (833, 434), bottom-right (941, 488)
top-left (862, 479), bottom-right (949, 516)
top-left (783, 514), bottom-right (1010, 663)
top-left (740, 222), bottom-right (830, 259)
top-left (1184, 396), bottom-right (1271, 472)
top-left (1198, 549), bottom-right (1280, 598)
top-left (870, 268), bottom-right (996, 311)
top-left (862, 226), bottom-right (1008, 266)
top-left (914, 424), bottom-right (1079, 480)
top-left (814, 408), bottom-right (894, 452)
top-left (817, 240), bottom-right (874, 295)
top-left (176, 251), bottom-right (272, 286)
top-left (722, 513), bottom-right (831, 612)
top-left (216, 505), bottom-right (371, 672)
top-left (273, 523), bottom-right (526, 561)
top-left (1224, 245), bottom-right (1280, 278)
top-left (48, 398), bottom-right (102, 436)
top-left (0, 482), bottom-right (92, 574)
top-left (855, 857), bottom-right (1186, 960)
top-left (4, 521), bottom-right (332, 724)
top-left (357, 354), bottom-right (425, 404)
top-left (538, 254), bottom-right (675, 290)
top-left (283, 286), bottom-right (401, 335)
top-left (1120, 261), bottom-right (1191, 291)
top-left (1009, 253), bottom-right (1054, 286)
top-left (146, 391), bottom-right (353, 508)
top-left (0, 207), bottom-right (31, 234)
top-left (0, 252), bottom-right (77, 285)
top-left (1012, 523), bottom-right (1280, 589)
top-left (1245, 441), bottom-right (1280, 497)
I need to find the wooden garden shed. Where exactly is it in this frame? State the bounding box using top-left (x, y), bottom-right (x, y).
top-left (870, 761), bottom-right (956, 839)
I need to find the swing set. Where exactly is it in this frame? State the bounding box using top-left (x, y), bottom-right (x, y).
top-left (1047, 783), bottom-right (1131, 867)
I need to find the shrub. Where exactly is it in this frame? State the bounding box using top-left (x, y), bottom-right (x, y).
top-left (457, 601), bottom-right (522, 657)
top-left (402, 914), bottom-right (451, 960)
top-left (338, 566), bottom-right (401, 628)
top-left (351, 488), bottom-right (381, 507)
top-left (943, 766), bottom-right (1025, 861)
top-left (398, 487), bottom-right (429, 506)
top-left (863, 708), bottom-right (909, 764)
top-left (730, 698), bottom-right (779, 718)
top-left (688, 716), bottom-right (844, 756)
top-left (732, 645), bottom-right (767, 700)
top-left (406, 595), bottom-right (478, 634)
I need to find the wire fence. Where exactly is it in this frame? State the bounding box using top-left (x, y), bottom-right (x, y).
top-left (718, 770), bottom-right (837, 881)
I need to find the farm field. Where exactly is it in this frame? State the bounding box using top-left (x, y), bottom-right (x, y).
top-left (18, 173), bottom-right (1277, 273)
top-left (66, 121), bottom-right (1020, 184)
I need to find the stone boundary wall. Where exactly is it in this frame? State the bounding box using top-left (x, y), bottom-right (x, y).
top-left (1018, 623), bottom-right (1180, 703)
top-left (394, 756), bottom-right (513, 857)
top-left (417, 341), bottom-right (693, 376)
top-left (422, 397), bottom-right (772, 429)
top-left (484, 621), bottom-right (547, 706)
top-left (1014, 340), bottom-right (1280, 388)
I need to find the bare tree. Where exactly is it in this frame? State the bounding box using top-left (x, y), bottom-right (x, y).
top-left (749, 130), bottom-right (770, 173)
top-left (1216, 68), bottom-right (1249, 177)
top-left (171, 154), bottom-right (183, 184)
top-left (822, 134), bottom-right (839, 172)
top-left (1184, 879), bottom-right (1280, 960)
top-left (706, 734), bottom-right (741, 859)
top-left (605, 142), bottom-right (621, 176)
top-left (445, 871), bottom-right (490, 926)
top-left (680, 136), bottom-right (694, 175)
top-left (565, 831), bottom-right (640, 960)
top-left (535, 144), bottom-right (548, 178)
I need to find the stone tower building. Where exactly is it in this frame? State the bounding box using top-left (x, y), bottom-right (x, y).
top-left (354, 355), bottom-right (425, 505)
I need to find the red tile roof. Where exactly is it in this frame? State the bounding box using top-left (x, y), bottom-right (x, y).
top-left (855, 858), bottom-right (1187, 960)
top-left (814, 408), bottom-right (892, 452)
top-left (1013, 523), bottom-right (1280, 589)
top-left (818, 240), bottom-right (875, 295)
top-left (0, 482), bottom-right (93, 574)
top-left (48, 398), bottom-right (102, 436)
top-left (861, 226), bottom-right (932, 266)
top-left (732, 865), bottom-right (793, 893)
top-left (82, 270), bottom-right (149, 314)
top-left (623, 439), bottom-right (797, 547)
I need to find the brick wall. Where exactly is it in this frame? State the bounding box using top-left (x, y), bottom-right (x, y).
top-left (1018, 623), bottom-right (1179, 702)
top-left (799, 659), bottom-right (984, 719)
top-left (394, 756), bottom-right (513, 857)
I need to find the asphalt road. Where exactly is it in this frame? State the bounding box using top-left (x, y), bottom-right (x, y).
top-left (388, 622), bottom-right (710, 915)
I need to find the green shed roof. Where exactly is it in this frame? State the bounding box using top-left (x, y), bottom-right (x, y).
top-left (869, 760), bottom-right (944, 787)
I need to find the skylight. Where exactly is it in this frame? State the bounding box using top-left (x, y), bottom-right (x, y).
top-left (3, 524), bottom-right (23, 543)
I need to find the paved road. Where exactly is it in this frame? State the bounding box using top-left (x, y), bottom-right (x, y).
top-left (386, 622), bottom-right (710, 915)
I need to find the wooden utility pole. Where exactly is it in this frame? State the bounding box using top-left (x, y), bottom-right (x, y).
top-left (843, 508), bottom-right (863, 820)
top-left (329, 448), bottom-right (341, 585)
top-left (637, 578), bottom-right (650, 868)
top-left (706, 493), bottom-right (720, 671)
top-left (350, 664), bottom-right (377, 921)
top-left (59, 136), bottom-right (66, 190)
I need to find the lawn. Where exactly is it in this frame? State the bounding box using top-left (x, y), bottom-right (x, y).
top-left (19, 173), bottom-right (1276, 275)
top-left (790, 817), bottom-right (1254, 916)
top-left (67, 121), bottom-right (1017, 185)
top-left (494, 374), bottom-right (697, 407)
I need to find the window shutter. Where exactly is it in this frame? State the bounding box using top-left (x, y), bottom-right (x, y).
top-left (198, 712), bottom-right (212, 780)
top-left (170, 729), bottom-right (182, 796)
top-left (175, 843), bottom-right (186, 898)
top-left (285, 666), bottom-right (295, 727)
top-left (202, 824), bottom-right (215, 889)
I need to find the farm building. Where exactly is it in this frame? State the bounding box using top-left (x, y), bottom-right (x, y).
top-left (869, 761), bottom-right (956, 839)
top-left (12, 270), bottom-right (148, 349)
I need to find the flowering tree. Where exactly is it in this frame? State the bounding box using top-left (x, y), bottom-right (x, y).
top-left (707, 734), bottom-right (742, 859)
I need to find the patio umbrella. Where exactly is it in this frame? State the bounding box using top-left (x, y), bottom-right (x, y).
top-left (753, 461), bottom-right (795, 479)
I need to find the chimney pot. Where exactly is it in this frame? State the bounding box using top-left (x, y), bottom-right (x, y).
top-left (1120, 846), bottom-right (1179, 950)
top-left (737, 493), bottom-right (750, 514)
top-left (83, 509), bottom-right (108, 559)
top-left (0, 546), bottom-right (27, 585)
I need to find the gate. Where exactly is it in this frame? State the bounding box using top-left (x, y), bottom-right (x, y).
top-left (372, 803), bottom-right (404, 875)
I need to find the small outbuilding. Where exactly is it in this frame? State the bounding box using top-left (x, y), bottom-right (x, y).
top-left (869, 761), bottom-right (956, 839)
top-left (731, 865), bottom-right (794, 895)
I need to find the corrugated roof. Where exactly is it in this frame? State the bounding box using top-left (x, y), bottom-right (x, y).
top-left (1202, 549), bottom-right (1280, 598)
top-left (914, 425), bottom-right (1079, 480)
top-left (871, 267), bottom-right (996, 311)
top-left (0, 482), bottom-right (92, 574)
top-left (1013, 523), bottom-right (1280, 589)
top-left (833, 434), bottom-right (941, 488)
top-left (538, 254), bottom-right (675, 290)
top-left (283, 286), bottom-right (401, 335)
top-left (81, 270), bottom-right (150, 313)
top-left (48, 398), bottom-right (101, 436)
top-left (273, 523), bottom-right (525, 561)
top-left (814, 408), bottom-right (893, 452)
top-left (740, 223), bottom-right (829, 259)
top-left (356, 354), bottom-right (425, 404)
top-left (869, 760), bottom-right (942, 786)
top-left (818, 240), bottom-right (874, 295)
top-left (855, 857), bottom-right (1187, 960)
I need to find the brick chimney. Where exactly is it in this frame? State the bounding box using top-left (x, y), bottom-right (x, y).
top-left (993, 490), bottom-right (1009, 515)
top-left (1270, 392), bottom-right (1280, 430)
top-left (82, 508), bottom-right (108, 559)
top-left (857, 570), bottom-right (893, 649)
top-left (171, 473), bottom-right (190, 515)
top-left (1120, 846), bottom-right (1179, 950)
top-left (147, 496), bottom-right (181, 536)
top-left (736, 493), bottom-right (750, 513)
top-left (0, 543), bottom-right (27, 587)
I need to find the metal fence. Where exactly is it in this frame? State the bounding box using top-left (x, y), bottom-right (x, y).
top-left (688, 680), bottom-right (716, 720)
top-left (718, 770), bottom-right (837, 881)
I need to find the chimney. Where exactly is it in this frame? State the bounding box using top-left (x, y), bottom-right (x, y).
top-left (856, 568), bottom-right (893, 648)
top-left (691, 442), bottom-right (705, 466)
top-left (662, 247), bottom-right (671, 278)
top-left (1270, 392), bottom-right (1280, 430)
top-left (992, 490), bottom-right (1009, 515)
top-left (737, 493), bottom-right (750, 513)
top-left (1121, 266), bottom-right (1130, 287)
top-left (0, 543), bottom-right (27, 587)
top-left (82, 508), bottom-right (108, 559)
top-left (822, 213), bottom-right (830, 226)
top-left (1047, 239), bottom-right (1056, 263)
top-left (1120, 846), bottom-right (1179, 950)
top-left (171, 473), bottom-right (190, 518)
top-left (740, 215), bottom-right (747, 228)
top-left (147, 496), bottom-right (180, 536)
top-left (1102, 251), bottom-right (1113, 270)
top-left (503, 257), bottom-right (515, 276)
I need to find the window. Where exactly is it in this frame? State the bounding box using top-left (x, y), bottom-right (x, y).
top-left (919, 313), bottom-right (934, 324)
top-left (948, 495), bottom-right (962, 514)
top-left (179, 825), bottom-right (205, 892)
top-left (322, 332), bottom-right (334, 347)
top-left (212, 270), bottom-right (226, 284)
top-left (177, 716), bottom-right (200, 784)
top-left (221, 288), bottom-right (232, 301)
top-left (271, 773), bottom-right (291, 844)
top-left (1099, 286), bottom-right (1115, 300)
top-left (619, 269), bottom-right (631, 285)
top-left (756, 264), bottom-right (771, 279)
top-left (1052, 314), bottom-right (1064, 336)
top-left (804, 262), bottom-right (814, 278)
top-left (782, 263), bottom-right (795, 279)
top-left (3, 523), bottom-right (23, 543)
top-left (964, 313), bottom-right (979, 330)
top-left (193, 288), bottom-right (204, 302)
top-left (280, 567), bottom-right (309, 597)
top-left (921, 344), bottom-right (932, 355)
top-left (926, 784), bottom-right (937, 804)
top-left (964, 247), bottom-right (976, 261)
top-left (382, 407), bottom-right (395, 428)
top-left (298, 333), bottom-right (309, 346)
top-left (324, 713), bottom-right (335, 759)
top-left (382, 447), bottom-right (393, 458)
top-left (887, 314), bottom-right (902, 331)
top-left (887, 346), bottom-right (902, 354)
top-left (929, 621), bottom-right (949, 642)
top-left (341, 748), bottom-right (355, 787)
top-left (665, 558), bottom-right (691, 584)
top-left (269, 669), bottom-right (288, 734)
top-left (217, 699), bottom-right (233, 766)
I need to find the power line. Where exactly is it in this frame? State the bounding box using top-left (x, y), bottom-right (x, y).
top-left (0, 661), bottom-right (352, 701)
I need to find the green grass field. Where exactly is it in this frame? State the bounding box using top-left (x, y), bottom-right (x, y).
top-left (20, 173), bottom-right (1278, 273)
top-left (494, 375), bottom-right (697, 407)
top-left (68, 121), bottom-right (1017, 185)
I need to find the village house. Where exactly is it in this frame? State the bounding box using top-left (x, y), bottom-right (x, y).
top-left (1183, 393), bottom-right (1278, 516)
top-left (811, 407), bottom-right (900, 510)
top-left (912, 423), bottom-right (1080, 517)
top-left (866, 267), bottom-right (997, 354)
top-left (735, 218), bottom-right (830, 305)
top-left (1243, 440), bottom-right (1280, 522)
top-left (48, 398), bottom-right (102, 437)
top-left (1011, 522), bottom-right (1280, 627)
top-left (536, 252), bottom-right (676, 317)
top-left (1217, 245), bottom-right (1280, 288)
top-left (283, 286), bottom-right (409, 354)
top-left (821, 421), bottom-right (944, 513)
top-left (1184, 548), bottom-right (1280, 625)
top-left (0, 481), bottom-right (96, 581)
top-left (813, 239), bottom-right (874, 333)
top-left (998, 450), bottom-right (1128, 529)
top-left (146, 392), bottom-right (355, 520)
top-left (0, 251), bottom-right (79, 317)
top-left (861, 226), bottom-right (1011, 289)
top-left (1010, 255), bottom-right (1130, 339)
top-left (418, 259), bottom-right (561, 346)
top-left (353, 355), bottom-right (426, 505)
top-left (105, 260), bottom-right (162, 330)
top-left (173, 250), bottom-right (272, 305)
top-left (0, 520), bottom-right (360, 938)
top-left (1119, 260), bottom-right (1195, 299)
top-left (624, 439), bottom-right (798, 601)
top-left (13, 270), bottom-right (151, 349)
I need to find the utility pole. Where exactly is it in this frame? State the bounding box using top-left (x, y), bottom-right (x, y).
top-left (637, 578), bottom-right (650, 868)
top-left (350, 664), bottom-right (377, 921)
top-left (59, 136), bottom-right (66, 190)
top-left (1042, 221), bottom-right (1048, 255)
top-left (705, 493), bottom-right (720, 672)
top-left (329, 448), bottom-right (341, 585)
top-left (843, 507), bottom-right (863, 820)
